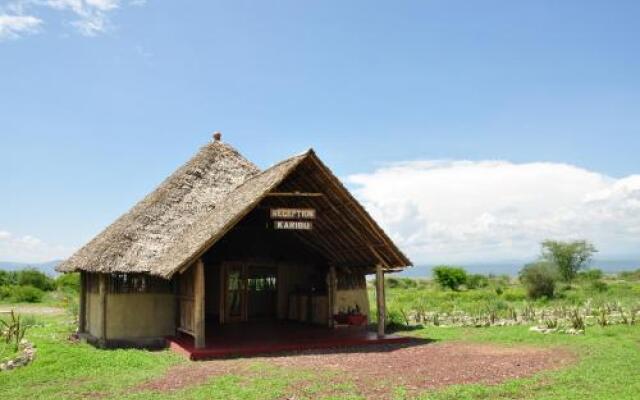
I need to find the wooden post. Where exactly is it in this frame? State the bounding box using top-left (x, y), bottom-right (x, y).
top-left (375, 264), bottom-right (385, 338)
top-left (193, 259), bottom-right (206, 349)
top-left (173, 275), bottom-right (180, 335)
top-left (327, 265), bottom-right (337, 327)
top-left (78, 272), bottom-right (87, 333)
top-left (219, 264), bottom-right (226, 324)
top-left (98, 273), bottom-right (108, 346)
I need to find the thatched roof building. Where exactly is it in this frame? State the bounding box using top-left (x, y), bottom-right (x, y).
top-left (58, 135), bottom-right (411, 354)
top-left (58, 138), bottom-right (410, 278)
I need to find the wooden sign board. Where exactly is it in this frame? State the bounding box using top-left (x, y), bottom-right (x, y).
top-left (273, 220), bottom-right (313, 230)
top-left (270, 208), bottom-right (316, 220)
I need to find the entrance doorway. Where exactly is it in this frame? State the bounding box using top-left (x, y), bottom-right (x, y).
top-left (223, 264), bottom-right (277, 322)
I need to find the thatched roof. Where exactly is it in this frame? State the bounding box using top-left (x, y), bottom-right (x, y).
top-left (57, 139), bottom-right (411, 278)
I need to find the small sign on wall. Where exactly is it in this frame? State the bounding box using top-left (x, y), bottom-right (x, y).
top-left (274, 220), bottom-right (313, 230)
top-left (270, 208), bottom-right (316, 230)
top-left (270, 208), bottom-right (316, 219)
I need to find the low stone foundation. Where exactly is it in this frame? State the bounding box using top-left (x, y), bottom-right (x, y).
top-left (0, 340), bottom-right (36, 372)
top-left (79, 332), bottom-right (168, 350)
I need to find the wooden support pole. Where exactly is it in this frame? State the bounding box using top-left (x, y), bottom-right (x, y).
top-left (173, 275), bottom-right (180, 335)
top-left (327, 265), bottom-right (338, 327)
top-left (219, 264), bottom-right (226, 325)
top-left (98, 273), bottom-right (108, 346)
top-left (78, 272), bottom-right (87, 334)
top-left (375, 264), bottom-right (385, 338)
top-left (193, 259), bottom-right (206, 349)
top-left (265, 192), bottom-right (324, 197)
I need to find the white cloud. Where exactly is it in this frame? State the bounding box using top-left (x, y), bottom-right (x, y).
top-left (45, 0), bottom-right (120, 36)
top-left (348, 160), bottom-right (640, 265)
top-left (0, 230), bottom-right (73, 262)
top-left (1, 0), bottom-right (143, 39)
top-left (0, 13), bottom-right (42, 40)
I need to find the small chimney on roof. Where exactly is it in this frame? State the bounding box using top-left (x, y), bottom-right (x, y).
top-left (213, 131), bottom-right (222, 142)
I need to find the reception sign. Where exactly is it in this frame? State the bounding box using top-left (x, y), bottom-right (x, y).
top-left (270, 208), bottom-right (316, 230)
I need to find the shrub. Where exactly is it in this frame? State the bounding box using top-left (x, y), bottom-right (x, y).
top-left (569, 309), bottom-right (586, 331)
top-left (0, 310), bottom-right (35, 352)
top-left (541, 239), bottom-right (597, 283)
top-left (56, 273), bottom-right (80, 293)
top-left (597, 307), bottom-right (609, 327)
top-left (502, 288), bottom-right (527, 301)
top-left (385, 277), bottom-right (418, 289)
top-left (385, 277), bottom-right (401, 288)
top-left (385, 308), bottom-right (409, 331)
top-left (467, 274), bottom-right (489, 289)
top-left (519, 261), bottom-right (559, 299)
top-left (590, 280), bottom-right (609, 293)
top-left (578, 268), bottom-right (603, 281)
top-left (0, 286), bottom-right (12, 300)
top-left (59, 290), bottom-right (79, 321)
top-left (0, 270), bottom-right (18, 286)
top-left (9, 285), bottom-right (44, 303)
top-left (15, 268), bottom-right (55, 291)
top-left (432, 266), bottom-right (468, 291)
top-left (488, 274), bottom-right (512, 286)
top-left (619, 269), bottom-right (640, 281)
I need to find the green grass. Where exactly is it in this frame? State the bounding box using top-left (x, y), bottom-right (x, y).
top-left (1, 276), bottom-right (639, 400)
top-left (0, 341), bottom-right (18, 363)
top-left (372, 276), bottom-right (640, 325)
top-left (409, 324), bottom-right (640, 400)
top-left (0, 289), bottom-right (65, 306)
top-left (0, 314), bottom-right (183, 399)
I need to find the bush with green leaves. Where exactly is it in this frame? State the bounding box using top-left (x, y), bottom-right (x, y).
top-left (0, 310), bottom-right (35, 352)
top-left (578, 268), bottom-right (604, 281)
top-left (385, 307), bottom-right (409, 331)
top-left (55, 272), bottom-right (80, 293)
top-left (502, 288), bottom-right (527, 301)
top-left (14, 268), bottom-right (55, 291)
top-left (519, 261), bottom-right (559, 299)
top-left (590, 280), bottom-right (609, 293)
top-left (541, 240), bottom-right (597, 283)
top-left (0, 270), bottom-right (18, 286)
top-left (432, 266), bottom-right (468, 291)
top-left (467, 274), bottom-right (489, 289)
top-left (5, 285), bottom-right (44, 303)
top-left (385, 277), bottom-right (418, 289)
top-left (0, 285), bottom-right (12, 301)
top-left (618, 269), bottom-right (640, 281)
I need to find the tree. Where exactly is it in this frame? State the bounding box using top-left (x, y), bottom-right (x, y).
top-left (0, 269), bottom-right (18, 286)
top-left (432, 266), bottom-right (468, 291)
top-left (541, 240), bottom-right (597, 283)
top-left (16, 268), bottom-right (55, 291)
top-left (56, 272), bottom-right (80, 293)
top-left (467, 273), bottom-right (489, 289)
top-left (519, 261), bottom-right (559, 299)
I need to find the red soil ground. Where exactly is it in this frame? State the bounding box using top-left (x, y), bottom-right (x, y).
top-left (136, 340), bottom-right (575, 398)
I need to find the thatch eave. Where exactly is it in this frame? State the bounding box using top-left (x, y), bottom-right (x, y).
top-left (57, 143), bottom-right (412, 278)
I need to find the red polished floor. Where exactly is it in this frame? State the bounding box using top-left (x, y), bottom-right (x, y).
top-left (167, 321), bottom-right (411, 360)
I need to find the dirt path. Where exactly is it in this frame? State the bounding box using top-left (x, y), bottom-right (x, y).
top-left (136, 340), bottom-right (575, 398)
top-left (0, 304), bottom-right (65, 315)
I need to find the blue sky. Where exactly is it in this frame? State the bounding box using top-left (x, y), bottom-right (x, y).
top-left (1, 1), bottom-right (639, 264)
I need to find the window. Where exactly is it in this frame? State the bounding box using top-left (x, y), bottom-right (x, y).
top-left (109, 273), bottom-right (173, 294)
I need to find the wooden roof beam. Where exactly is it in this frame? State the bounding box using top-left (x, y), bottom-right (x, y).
top-left (266, 192), bottom-right (324, 197)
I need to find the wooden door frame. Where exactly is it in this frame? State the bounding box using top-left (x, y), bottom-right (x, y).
top-left (219, 261), bottom-right (279, 324)
top-left (222, 262), bottom-right (248, 323)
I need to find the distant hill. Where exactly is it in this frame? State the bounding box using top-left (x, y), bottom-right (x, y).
top-left (398, 259), bottom-right (640, 278)
top-left (0, 260), bottom-right (63, 276)
top-left (2, 258), bottom-right (638, 279)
